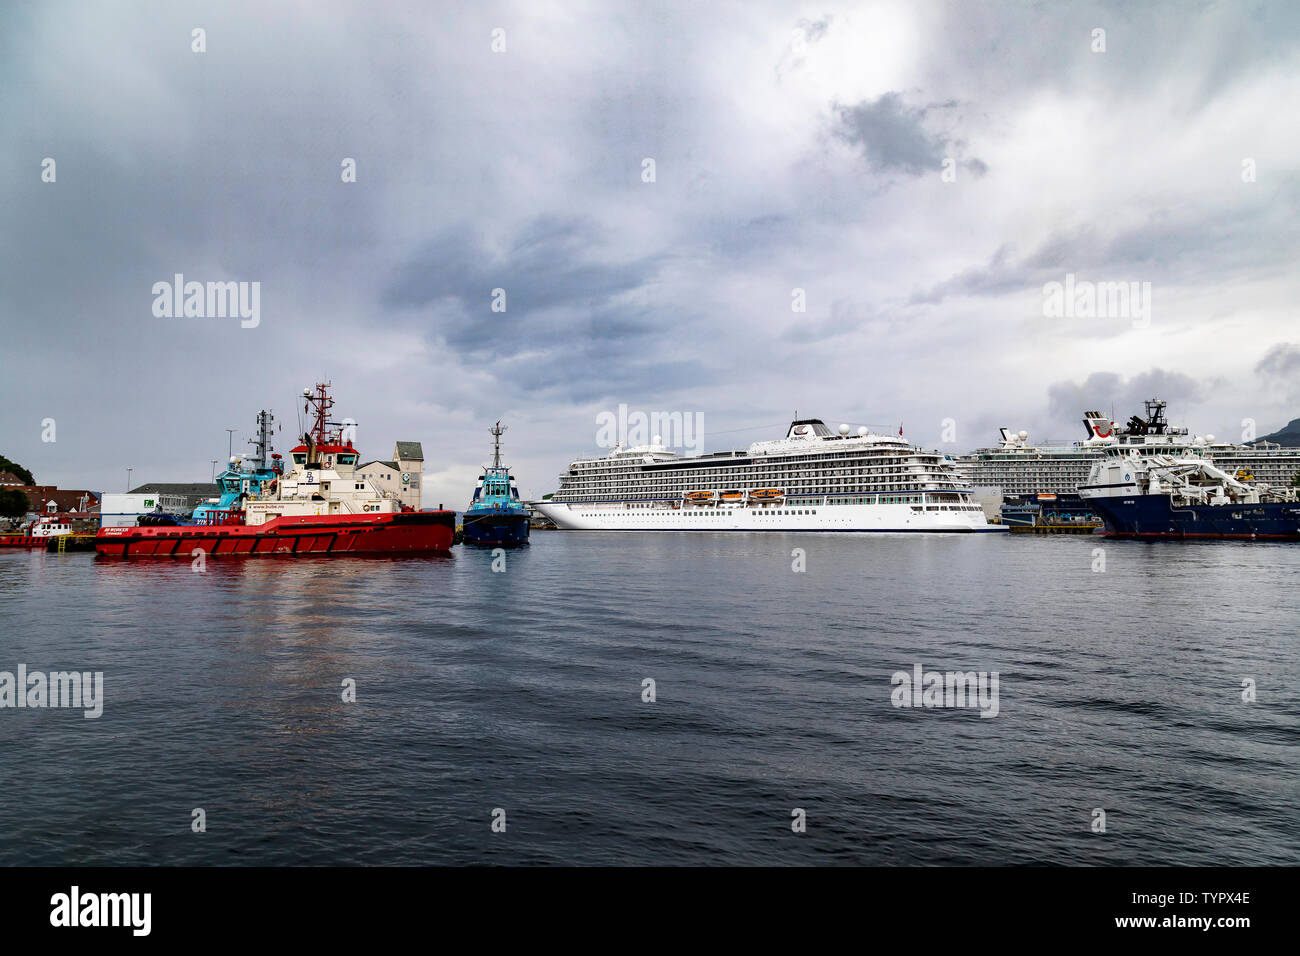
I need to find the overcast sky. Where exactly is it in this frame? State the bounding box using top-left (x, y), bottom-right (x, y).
top-left (3, 0), bottom-right (1298, 503)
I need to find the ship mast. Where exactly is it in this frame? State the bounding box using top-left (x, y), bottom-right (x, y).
top-left (248, 409), bottom-right (274, 469)
top-left (304, 383), bottom-right (335, 447)
top-left (490, 421), bottom-right (506, 469)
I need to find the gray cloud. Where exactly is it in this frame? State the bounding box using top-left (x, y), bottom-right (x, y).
top-left (1047, 369), bottom-right (1209, 433)
top-left (378, 216), bottom-right (709, 404)
top-left (834, 93), bottom-right (974, 175)
top-left (911, 196), bottom-right (1300, 312)
top-left (1256, 343), bottom-right (1300, 379)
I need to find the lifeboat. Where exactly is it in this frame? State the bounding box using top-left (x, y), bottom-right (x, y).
top-left (719, 491), bottom-right (744, 503)
top-left (750, 488), bottom-right (784, 500)
top-left (685, 491), bottom-right (715, 502)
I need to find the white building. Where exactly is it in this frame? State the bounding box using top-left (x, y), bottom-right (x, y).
top-left (357, 441), bottom-right (423, 511)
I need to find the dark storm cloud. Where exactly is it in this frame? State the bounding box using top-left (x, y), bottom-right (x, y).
top-left (380, 216), bottom-right (713, 403)
top-left (384, 217), bottom-right (659, 321)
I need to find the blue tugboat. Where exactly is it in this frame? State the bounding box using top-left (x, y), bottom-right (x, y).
top-left (462, 421), bottom-right (530, 546)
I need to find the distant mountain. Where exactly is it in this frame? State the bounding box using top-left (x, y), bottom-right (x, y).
top-left (1255, 418), bottom-right (1300, 446)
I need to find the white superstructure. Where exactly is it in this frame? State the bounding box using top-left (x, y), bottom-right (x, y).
top-left (533, 418), bottom-right (1004, 533)
top-left (1082, 451), bottom-right (1297, 508)
top-left (240, 437), bottom-right (408, 527)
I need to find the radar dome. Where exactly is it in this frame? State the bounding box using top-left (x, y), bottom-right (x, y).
top-left (857, 426), bottom-right (868, 437)
top-left (652, 434), bottom-right (662, 445)
top-left (838, 423), bottom-right (850, 435)
top-left (1205, 435), bottom-right (1214, 443)
top-left (1019, 430), bottom-right (1028, 440)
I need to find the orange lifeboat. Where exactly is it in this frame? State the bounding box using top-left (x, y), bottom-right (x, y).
top-left (750, 488), bottom-right (784, 500)
top-left (685, 491), bottom-right (715, 502)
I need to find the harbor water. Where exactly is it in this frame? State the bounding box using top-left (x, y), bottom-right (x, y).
top-left (0, 533), bottom-right (1296, 865)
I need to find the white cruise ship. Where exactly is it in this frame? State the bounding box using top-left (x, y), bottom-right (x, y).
top-left (533, 418), bottom-right (1004, 533)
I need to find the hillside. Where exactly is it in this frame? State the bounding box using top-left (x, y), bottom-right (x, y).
top-left (1255, 418), bottom-right (1300, 446)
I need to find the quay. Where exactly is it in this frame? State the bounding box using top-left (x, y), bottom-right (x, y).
top-left (1007, 521), bottom-right (1102, 535)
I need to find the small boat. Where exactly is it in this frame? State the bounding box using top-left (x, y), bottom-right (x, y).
top-left (1, 516), bottom-right (74, 548)
top-left (719, 491), bottom-right (744, 503)
top-left (462, 422), bottom-right (530, 546)
top-left (685, 491), bottom-right (715, 502)
top-left (749, 488), bottom-right (784, 500)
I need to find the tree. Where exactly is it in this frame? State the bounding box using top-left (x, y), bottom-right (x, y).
top-left (0, 455), bottom-right (34, 486)
top-left (0, 489), bottom-right (31, 523)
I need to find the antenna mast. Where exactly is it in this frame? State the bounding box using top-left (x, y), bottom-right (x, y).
top-left (303, 382), bottom-right (336, 446)
top-left (248, 409), bottom-right (275, 469)
top-left (490, 421), bottom-right (506, 469)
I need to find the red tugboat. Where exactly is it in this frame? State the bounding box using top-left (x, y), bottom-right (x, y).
top-left (96, 384), bottom-right (456, 557)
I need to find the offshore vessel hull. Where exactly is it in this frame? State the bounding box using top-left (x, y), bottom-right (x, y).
top-left (1088, 495), bottom-right (1300, 539)
top-left (95, 510), bottom-right (456, 557)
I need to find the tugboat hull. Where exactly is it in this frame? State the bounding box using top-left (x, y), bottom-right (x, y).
top-left (95, 510), bottom-right (456, 557)
top-left (461, 511), bottom-right (530, 546)
top-left (1090, 495), bottom-right (1300, 539)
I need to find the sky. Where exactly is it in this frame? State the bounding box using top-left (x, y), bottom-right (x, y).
top-left (2, 0), bottom-right (1299, 504)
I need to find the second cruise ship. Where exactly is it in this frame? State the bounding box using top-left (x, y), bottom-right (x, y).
top-left (957, 399), bottom-right (1300, 497)
top-left (532, 418), bottom-right (1003, 532)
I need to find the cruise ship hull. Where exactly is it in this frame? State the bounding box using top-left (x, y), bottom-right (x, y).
top-left (1089, 495), bottom-right (1300, 539)
top-left (533, 501), bottom-right (1005, 533)
top-left (95, 510), bottom-right (457, 557)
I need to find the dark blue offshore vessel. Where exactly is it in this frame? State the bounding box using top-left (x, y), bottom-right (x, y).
top-left (1080, 450), bottom-right (1300, 539)
top-left (462, 421), bottom-right (530, 546)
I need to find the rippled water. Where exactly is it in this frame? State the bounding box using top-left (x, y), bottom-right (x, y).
top-left (0, 532), bottom-right (1296, 865)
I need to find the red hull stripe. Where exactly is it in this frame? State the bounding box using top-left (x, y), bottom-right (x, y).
top-left (0, 535), bottom-right (56, 548)
top-left (95, 511), bottom-right (456, 557)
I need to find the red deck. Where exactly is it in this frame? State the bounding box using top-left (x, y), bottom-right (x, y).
top-left (95, 510), bottom-right (456, 557)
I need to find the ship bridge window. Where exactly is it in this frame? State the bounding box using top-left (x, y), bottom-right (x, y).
top-left (293, 453), bottom-right (306, 464)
